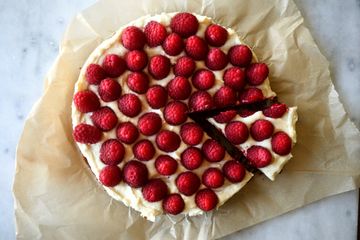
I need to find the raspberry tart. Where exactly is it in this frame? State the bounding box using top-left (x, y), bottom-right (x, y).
top-left (72, 12), bottom-right (298, 221)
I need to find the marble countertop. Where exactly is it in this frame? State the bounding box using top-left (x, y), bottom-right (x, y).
top-left (0, 0), bottom-right (358, 239)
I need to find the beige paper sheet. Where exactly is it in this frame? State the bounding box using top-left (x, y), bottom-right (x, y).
top-left (13, 0), bottom-right (360, 239)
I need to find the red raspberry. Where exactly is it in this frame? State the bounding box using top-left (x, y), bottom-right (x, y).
top-left (162, 193), bottom-right (185, 215)
top-left (137, 112), bottom-right (162, 136)
top-left (156, 130), bottom-right (181, 152)
top-left (239, 88), bottom-right (264, 104)
top-left (101, 54), bottom-right (126, 78)
top-left (246, 63), bottom-right (269, 85)
top-left (189, 91), bottom-right (214, 111)
top-left (223, 67), bottom-right (246, 91)
top-left (250, 119), bottom-right (274, 141)
top-left (118, 94), bottom-right (141, 117)
top-left (228, 45), bottom-right (253, 67)
top-left (173, 56), bottom-right (195, 77)
top-left (202, 168), bottom-right (224, 188)
top-left (162, 33), bottom-right (184, 56)
top-left (73, 123), bottom-right (102, 144)
top-left (192, 69), bottom-right (215, 90)
top-left (142, 179), bottom-right (168, 202)
top-left (213, 86), bottom-right (237, 108)
top-left (170, 12), bottom-right (199, 38)
top-left (225, 121), bottom-right (249, 144)
top-left (271, 131), bottom-right (292, 156)
top-left (202, 139), bottom-right (225, 162)
top-left (185, 36), bottom-right (209, 60)
top-left (125, 50), bottom-right (148, 72)
top-left (167, 76), bottom-right (192, 100)
top-left (91, 107), bottom-right (118, 131)
top-left (123, 160), bottom-right (148, 188)
top-left (85, 63), bottom-right (107, 85)
top-left (100, 139), bottom-right (125, 165)
top-left (121, 26), bottom-right (146, 50)
top-left (116, 122), bottom-right (139, 144)
top-left (181, 147), bottom-right (203, 170)
top-left (146, 85), bottom-right (168, 109)
top-left (222, 160), bottom-right (246, 183)
top-left (213, 110), bottom-right (237, 123)
top-left (148, 55), bottom-right (171, 80)
top-left (155, 155), bottom-right (178, 176)
top-left (164, 101), bottom-right (188, 125)
top-left (98, 78), bottom-right (122, 102)
top-left (127, 72), bottom-right (149, 94)
top-left (74, 90), bottom-right (100, 113)
top-left (195, 188), bottom-right (218, 211)
top-left (133, 139), bottom-right (155, 161)
top-left (180, 122), bottom-right (204, 146)
top-left (205, 24), bottom-right (228, 47)
top-left (205, 48), bottom-right (228, 71)
top-left (99, 166), bottom-right (122, 187)
top-left (238, 109), bottom-right (256, 118)
top-left (144, 21), bottom-right (167, 47)
top-left (176, 171), bottom-right (200, 196)
top-left (263, 103), bottom-right (287, 118)
top-left (246, 146), bottom-right (272, 168)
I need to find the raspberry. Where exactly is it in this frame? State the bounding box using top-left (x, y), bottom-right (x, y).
top-left (250, 119), bottom-right (274, 141)
top-left (85, 63), bottom-right (107, 85)
top-left (185, 36), bottom-right (209, 60)
top-left (73, 123), bottom-right (102, 144)
top-left (222, 160), bottom-right (246, 183)
top-left (142, 179), bottom-right (168, 202)
top-left (148, 55), bottom-right (171, 80)
top-left (246, 146), bottom-right (272, 168)
top-left (127, 72), bottom-right (149, 94)
top-left (100, 139), bottom-right (125, 165)
top-left (167, 76), bottom-right (192, 100)
top-left (239, 88), bottom-right (264, 104)
top-left (146, 85), bottom-right (168, 109)
top-left (205, 48), bottom-right (228, 71)
top-left (202, 139), bottom-right (225, 162)
top-left (238, 109), bottom-right (256, 118)
top-left (123, 160), bottom-right (148, 188)
top-left (223, 67), bottom-right (246, 91)
top-left (91, 107), bottom-right (118, 131)
top-left (176, 171), bottom-right (200, 196)
top-left (180, 122), bottom-right (204, 146)
top-left (228, 45), bottom-right (252, 67)
top-left (164, 101), bottom-right (188, 125)
top-left (271, 131), bottom-right (292, 156)
top-left (99, 166), bottom-right (122, 187)
top-left (263, 103), bottom-right (287, 118)
top-left (202, 168), bottom-right (224, 188)
top-left (121, 26), bottom-right (146, 50)
top-left (118, 94), bottom-right (141, 117)
top-left (156, 130), bottom-right (181, 152)
top-left (98, 78), bottom-right (122, 102)
top-left (74, 90), bottom-right (100, 113)
top-left (125, 50), bottom-right (148, 72)
top-left (192, 69), bottom-right (215, 90)
top-left (195, 188), bottom-right (218, 211)
top-left (162, 193), bottom-right (185, 215)
top-left (101, 54), bottom-right (126, 78)
top-left (144, 21), bottom-right (167, 47)
top-left (155, 155), bottom-right (178, 176)
top-left (137, 112), bottom-right (162, 136)
top-left (213, 110), bottom-right (237, 123)
top-left (181, 147), bottom-right (203, 170)
top-left (133, 139), bottom-right (155, 161)
top-left (116, 122), bottom-right (139, 144)
top-left (213, 86), bottom-right (237, 108)
top-left (225, 121), bottom-right (249, 144)
top-left (189, 91), bottom-right (214, 112)
top-left (205, 24), bottom-right (228, 47)
top-left (246, 63), bottom-right (269, 85)
top-left (162, 33), bottom-right (184, 56)
top-left (173, 56), bottom-right (195, 77)
top-left (170, 12), bottom-right (199, 38)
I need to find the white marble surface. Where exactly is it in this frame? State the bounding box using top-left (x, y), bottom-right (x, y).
top-left (0, 0), bottom-right (359, 239)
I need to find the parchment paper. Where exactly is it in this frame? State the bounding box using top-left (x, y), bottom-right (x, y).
top-left (13, 0), bottom-right (360, 239)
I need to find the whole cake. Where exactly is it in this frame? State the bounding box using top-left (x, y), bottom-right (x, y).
top-left (72, 12), bottom-right (298, 221)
